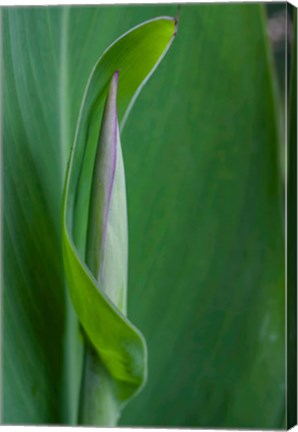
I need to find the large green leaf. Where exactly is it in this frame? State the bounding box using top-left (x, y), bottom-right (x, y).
top-left (119, 5), bottom-right (285, 428)
top-left (2, 8), bottom-right (67, 423)
top-left (2, 4), bottom-right (285, 428)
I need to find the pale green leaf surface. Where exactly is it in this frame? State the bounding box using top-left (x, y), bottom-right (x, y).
top-left (62, 16), bottom-right (177, 413)
top-left (86, 72), bottom-right (127, 309)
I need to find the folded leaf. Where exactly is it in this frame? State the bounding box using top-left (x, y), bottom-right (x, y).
top-left (78, 72), bottom-right (129, 424)
top-left (62, 16), bottom-right (177, 424)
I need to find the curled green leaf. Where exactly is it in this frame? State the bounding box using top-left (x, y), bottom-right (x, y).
top-left (62, 16), bottom-right (177, 424)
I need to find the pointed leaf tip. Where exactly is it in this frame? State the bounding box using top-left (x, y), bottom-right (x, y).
top-left (86, 72), bottom-right (120, 281)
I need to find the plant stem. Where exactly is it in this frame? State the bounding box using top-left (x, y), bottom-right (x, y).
top-left (78, 338), bottom-right (120, 426)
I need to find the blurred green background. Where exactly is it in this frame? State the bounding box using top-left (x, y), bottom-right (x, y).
top-left (2, 3), bottom-right (293, 428)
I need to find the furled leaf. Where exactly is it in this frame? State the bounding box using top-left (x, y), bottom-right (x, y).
top-left (78, 73), bottom-right (130, 425)
top-left (62, 17), bottom-right (177, 425)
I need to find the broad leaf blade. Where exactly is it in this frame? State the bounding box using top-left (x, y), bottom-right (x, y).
top-left (2, 8), bottom-right (67, 423)
top-left (120, 4), bottom-right (285, 428)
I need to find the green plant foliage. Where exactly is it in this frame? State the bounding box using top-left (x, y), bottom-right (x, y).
top-left (2, 4), bottom-right (287, 429)
top-left (2, 8), bottom-right (68, 423)
top-left (121, 5), bottom-right (285, 428)
top-left (63, 17), bottom-right (177, 424)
